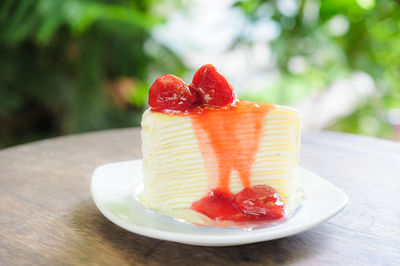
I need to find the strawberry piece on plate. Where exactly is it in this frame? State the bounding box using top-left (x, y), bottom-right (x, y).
top-left (234, 185), bottom-right (286, 219)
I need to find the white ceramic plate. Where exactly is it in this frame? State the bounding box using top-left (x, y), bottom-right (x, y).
top-left (91, 160), bottom-right (347, 246)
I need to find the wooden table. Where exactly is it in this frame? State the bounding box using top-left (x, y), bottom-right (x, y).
top-left (1, 129), bottom-right (399, 265)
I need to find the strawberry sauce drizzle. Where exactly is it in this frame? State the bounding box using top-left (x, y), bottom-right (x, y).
top-left (191, 100), bottom-right (274, 193)
top-left (190, 101), bottom-right (286, 221)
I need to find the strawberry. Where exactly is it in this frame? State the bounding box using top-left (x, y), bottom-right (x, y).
top-left (191, 64), bottom-right (236, 107)
top-left (234, 185), bottom-right (286, 219)
top-left (148, 74), bottom-right (200, 111)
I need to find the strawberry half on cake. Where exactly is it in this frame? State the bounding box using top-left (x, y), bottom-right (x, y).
top-left (141, 64), bottom-right (300, 223)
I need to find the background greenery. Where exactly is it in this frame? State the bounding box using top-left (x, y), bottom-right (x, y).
top-left (235, 0), bottom-right (400, 139)
top-left (0, 0), bottom-right (186, 148)
top-left (0, 0), bottom-right (399, 148)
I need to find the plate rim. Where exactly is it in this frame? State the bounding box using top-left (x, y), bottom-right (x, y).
top-left (91, 160), bottom-right (348, 246)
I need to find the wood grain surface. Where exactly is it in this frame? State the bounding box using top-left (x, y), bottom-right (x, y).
top-left (0, 129), bottom-right (399, 265)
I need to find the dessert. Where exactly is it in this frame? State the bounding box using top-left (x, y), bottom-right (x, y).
top-left (141, 64), bottom-right (300, 224)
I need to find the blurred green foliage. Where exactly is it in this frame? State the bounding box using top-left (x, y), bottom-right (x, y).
top-left (0, 0), bottom-right (186, 148)
top-left (234, 0), bottom-right (400, 139)
top-left (1, 0), bottom-right (399, 148)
